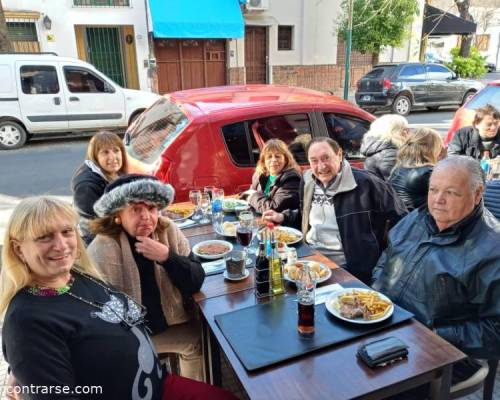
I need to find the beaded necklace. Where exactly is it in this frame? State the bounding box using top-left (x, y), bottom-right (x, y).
top-left (27, 274), bottom-right (75, 297)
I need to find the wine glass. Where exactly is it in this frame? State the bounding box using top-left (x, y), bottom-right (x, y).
top-left (189, 190), bottom-right (201, 221)
top-left (237, 211), bottom-right (254, 264)
top-left (247, 218), bottom-right (260, 255)
top-left (199, 193), bottom-right (211, 224)
top-left (204, 186), bottom-right (215, 216)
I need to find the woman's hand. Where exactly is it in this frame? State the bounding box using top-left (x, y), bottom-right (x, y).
top-left (261, 210), bottom-right (284, 224)
top-left (5, 373), bottom-right (21, 400)
top-left (135, 236), bottom-right (170, 263)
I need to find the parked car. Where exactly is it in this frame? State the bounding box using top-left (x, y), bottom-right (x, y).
top-left (445, 80), bottom-right (500, 145)
top-left (0, 53), bottom-right (160, 150)
top-left (486, 62), bottom-right (496, 73)
top-left (125, 84), bottom-right (375, 201)
top-left (355, 62), bottom-right (483, 116)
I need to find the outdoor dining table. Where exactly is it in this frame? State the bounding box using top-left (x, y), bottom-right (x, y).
top-left (175, 207), bottom-right (466, 400)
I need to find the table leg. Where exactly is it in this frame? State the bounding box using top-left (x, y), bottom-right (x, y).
top-left (201, 318), bottom-right (222, 386)
top-left (430, 364), bottom-right (452, 400)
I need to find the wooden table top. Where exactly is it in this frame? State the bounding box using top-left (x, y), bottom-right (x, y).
top-left (179, 218), bottom-right (466, 399)
top-left (198, 286), bottom-right (465, 400)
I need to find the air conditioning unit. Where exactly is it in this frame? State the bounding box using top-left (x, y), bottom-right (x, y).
top-left (246, 0), bottom-right (269, 11)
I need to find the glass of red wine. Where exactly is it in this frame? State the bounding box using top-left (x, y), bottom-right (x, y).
top-left (237, 211), bottom-right (254, 265)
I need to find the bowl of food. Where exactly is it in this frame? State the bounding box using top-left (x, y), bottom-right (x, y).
top-left (283, 261), bottom-right (331, 283)
top-left (325, 288), bottom-right (394, 324)
top-left (192, 240), bottom-right (233, 260)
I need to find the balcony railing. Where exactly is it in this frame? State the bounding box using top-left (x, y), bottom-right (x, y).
top-left (73, 0), bottom-right (130, 7)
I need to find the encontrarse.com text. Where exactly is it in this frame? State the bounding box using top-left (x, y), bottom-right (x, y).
top-left (1, 385), bottom-right (103, 396)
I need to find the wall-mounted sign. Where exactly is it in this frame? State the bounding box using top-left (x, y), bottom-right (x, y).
top-left (46, 34), bottom-right (55, 42)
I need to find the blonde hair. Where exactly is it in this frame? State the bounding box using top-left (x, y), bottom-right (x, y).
top-left (396, 128), bottom-right (443, 168)
top-left (86, 131), bottom-right (127, 180)
top-left (365, 114), bottom-right (409, 148)
top-left (0, 197), bottom-right (103, 317)
top-left (255, 139), bottom-right (301, 176)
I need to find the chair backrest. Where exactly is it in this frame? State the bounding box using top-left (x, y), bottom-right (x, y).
top-left (450, 359), bottom-right (498, 400)
top-left (484, 181), bottom-right (500, 219)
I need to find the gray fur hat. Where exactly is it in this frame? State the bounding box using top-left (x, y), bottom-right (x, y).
top-left (94, 174), bottom-right (175, 217)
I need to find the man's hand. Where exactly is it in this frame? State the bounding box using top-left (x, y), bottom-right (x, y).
top-left (262, 210), bottom-right (285, 224)
top-left (135, 236), bottom-right (170, 263)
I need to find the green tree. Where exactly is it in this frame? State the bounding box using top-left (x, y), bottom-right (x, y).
top-left (338, 0), bottom-right (419, 65)
top-left (0, 0), bottom-right (13, 52)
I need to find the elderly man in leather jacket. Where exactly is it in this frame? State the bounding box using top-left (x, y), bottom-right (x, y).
top-left (373, 155), bottom-right (500, 382)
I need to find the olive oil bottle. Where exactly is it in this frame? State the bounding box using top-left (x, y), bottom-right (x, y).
top-left (268, 224), bottom-right (284, 296)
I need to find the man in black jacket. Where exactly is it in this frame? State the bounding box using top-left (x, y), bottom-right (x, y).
top-left (263, 137), bottom-right (406, 283)
top-left (448, 104), bottom-right (500, 159)
top-left (373, 155), bottom-right (500, 386)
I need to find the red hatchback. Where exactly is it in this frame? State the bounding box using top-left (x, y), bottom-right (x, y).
top-left (125, 85), bottom-right (375, 201)
top-left (445, 80), bottom-right (500, 145)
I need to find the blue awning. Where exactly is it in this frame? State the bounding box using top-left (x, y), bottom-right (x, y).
top-left (149, 0), bottom-right (244, 39)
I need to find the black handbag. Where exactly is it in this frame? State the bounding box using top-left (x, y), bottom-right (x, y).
top-left (357, 336), bottom-right (409, 368)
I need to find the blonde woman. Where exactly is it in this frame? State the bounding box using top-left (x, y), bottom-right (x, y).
top-left (71, 131), bottom-right (128, 244)
top-left (389, 128), bottom-right (444, 210)
top-left (361, 114), bottom-right (410, 180)
top-left (241, 139), bottom-right (301, 214)
top-left (0, 196), bottom-right (236, 400)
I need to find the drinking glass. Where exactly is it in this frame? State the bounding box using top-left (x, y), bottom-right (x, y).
top-left (204, 186), bottom-right (215, 216)
top-left (237, 211), bottom-right (254, 264)
top-left (189, 190), bottom-right (202, 221)
top-left (247, 218), bottom-right (260, 255)
top-left (199, 193), bottom-right (211, 224)
top-left (212, 188), bottom-right (224, 214)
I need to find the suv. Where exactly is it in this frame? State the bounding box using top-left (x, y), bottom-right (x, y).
top-left (125, 85), bottom-right (374, 201)
top-left (0, 53), bottom-right (160, 150)
top-left (355, 63), bottom-right (483, 116)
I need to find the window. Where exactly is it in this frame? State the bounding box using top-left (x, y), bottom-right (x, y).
top-left (399, 65), bottom-right (426, 80)
top-left (126, 98), bottom-right (188, 165)
top-left (222, 114), bottom-right (313, 167)
top-left (425, 64), bottom-right (453, 80)
top-left (323, 114), bottom-right (370, 158)
top-left (63, 67), bottom-right (114, 93)
top-left (465, 86), bottom-right (500, 110)
top-left (20, 65), bottom-right (59, 94)
top-left (278, 26), bottom-right (293, 51)
top-left (7, 22), bottom-right (37, 41)
top-left (475, 34), bottom-right (490, 51)
top-left (364, 66), bottom-right (395, 79)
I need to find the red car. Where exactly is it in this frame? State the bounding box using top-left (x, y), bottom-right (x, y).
top-left (125, 85), bottom-right (375, 201)
top-left (445, 80), bottom-right (500, 145)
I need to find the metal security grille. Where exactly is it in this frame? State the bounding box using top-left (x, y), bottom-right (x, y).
top-left (85, 27), bottom-right (125, 86)
top-left (73, 0), bottom-right (130, 6)
top-left (6, 21), bottom-right (40, 52)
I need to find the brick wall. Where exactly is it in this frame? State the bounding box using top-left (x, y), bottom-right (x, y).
top-left (229, 67), bottom-right (245, 85)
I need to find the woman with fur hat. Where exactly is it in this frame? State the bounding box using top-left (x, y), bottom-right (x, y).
top-left (87, 174), bottom-right (206, 382)
top-left (71, 131), bottom-right (128, 244)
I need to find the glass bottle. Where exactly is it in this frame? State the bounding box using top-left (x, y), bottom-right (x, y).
top-left (268, 225), bottom-right (284, 296)
top-left (254, 240), bottom-right (270, 298)
top-left (297, 263), bottom-right (316, 336)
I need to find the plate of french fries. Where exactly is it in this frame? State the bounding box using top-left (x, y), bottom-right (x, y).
top-left (162, 206), bottom-right (194, 222)
top-left (283, 261), bottom-right (331, 284)
top-left (325, 288), bottom-right (394, 324)
top-left (258, 226), bottom-right (303, 245)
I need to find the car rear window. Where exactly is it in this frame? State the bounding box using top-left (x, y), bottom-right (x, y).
top-left (364, 66), bottom-right (396, 79)
top-left (125, 98), bottom-right (188, 165)
top-left (465, 85), bottom-right (500, 110)
top-left (323, 114), bottom-right (370, 158)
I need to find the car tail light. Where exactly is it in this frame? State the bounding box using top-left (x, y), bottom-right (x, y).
top-left (382, 78), bottom-right (392, 90)
top-left (155, 155), bottom-right (173, 183)
top-left (356, 80), bottom-right (361, 91)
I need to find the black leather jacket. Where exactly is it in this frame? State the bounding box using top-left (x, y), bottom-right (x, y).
top-left (389, 165), bottom-right (432, 211)
top-left (372, 205), bottom-right (500, 359)
top-left (447, 126), bottom-right (500, 159)
top-left (360, 136), bottom-right (398, 180)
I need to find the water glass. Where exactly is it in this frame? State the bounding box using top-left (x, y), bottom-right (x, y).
top-left (238, 210), bottom-right (254, 229)
top-left (200, 193), bottom-right (211, 224)
top-left (212, 188), bottom-right (224, 214)
top-left (189, 189), bottom-right (202, 221)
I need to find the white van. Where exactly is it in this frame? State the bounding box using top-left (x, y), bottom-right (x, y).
top-left (0, 53), bottom-right (161, 150)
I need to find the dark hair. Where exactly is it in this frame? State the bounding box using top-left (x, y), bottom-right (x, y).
top-left (306, 137), bottom-right (341, 156)
top-left (473, 104), bottom-right (500, 126)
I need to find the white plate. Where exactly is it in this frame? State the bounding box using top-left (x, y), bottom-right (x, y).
top-left (222, 199), bottom-right (249, 213)
top-left (283, 261), bottom-right (332, 284)
top-left (325, 288), bottom-right (394, 324)
top-left (162, 208), bottom-right (194, 222)
top-left (258, 226), bottom-right (303, 245)
top-left (223, 269), bottom-right (250, 281)
top-left (192, 240), bottom-right (233, 260)
top-left (214, 221), bottom-right (238, 237)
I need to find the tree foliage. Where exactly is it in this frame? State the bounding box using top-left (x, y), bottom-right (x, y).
top-left (446, 47), bottom-right (487, 79)
top-left (338, 0), bottom-right (419, 57)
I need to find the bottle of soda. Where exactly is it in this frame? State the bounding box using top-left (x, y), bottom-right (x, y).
top-left (297, 263), bottom-right (315, 336)
top-left (254, 240), bottom-right (270, 298)
top-left (268, 224), bottom-right (284, 296)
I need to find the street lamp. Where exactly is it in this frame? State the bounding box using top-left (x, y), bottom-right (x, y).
top-left (343, 0), bottom-right (354, 100)
top-left (42, 15), bottom-right (52, 30)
